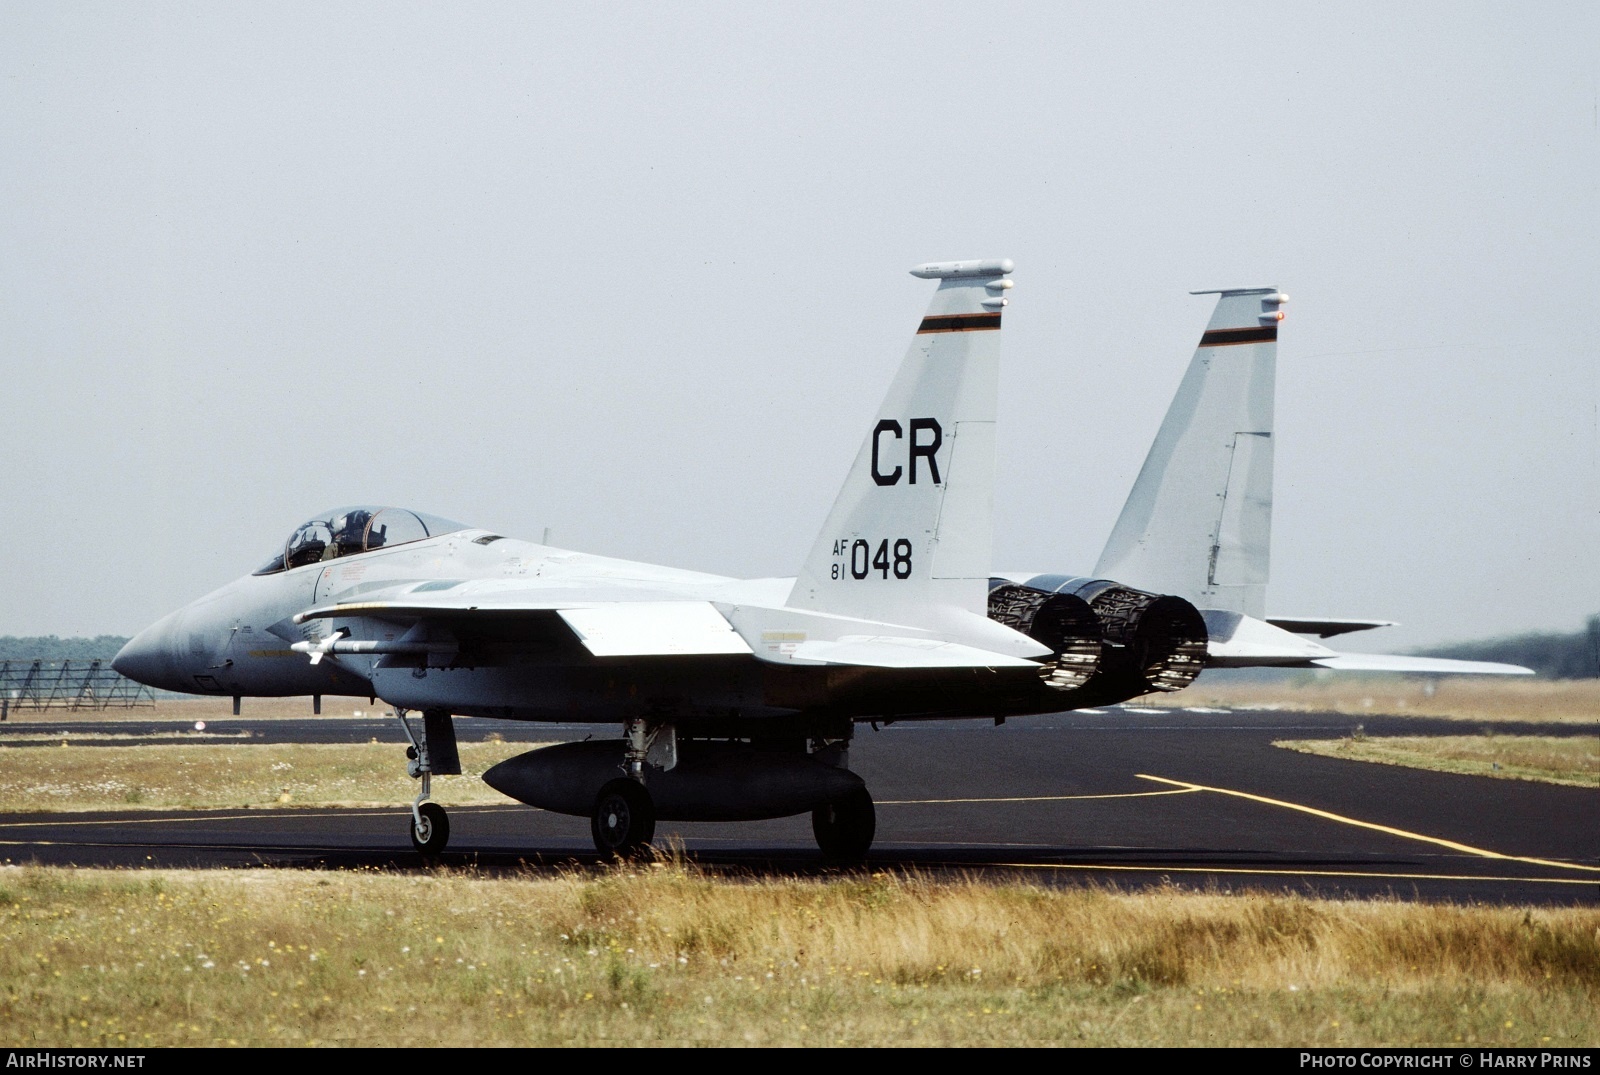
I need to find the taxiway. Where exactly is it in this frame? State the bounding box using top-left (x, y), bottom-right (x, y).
top-left (0, 707), bottom-right (1593, 905)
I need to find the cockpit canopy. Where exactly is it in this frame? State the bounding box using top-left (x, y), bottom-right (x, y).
top-left (254, 506), bottom-right (469, 575)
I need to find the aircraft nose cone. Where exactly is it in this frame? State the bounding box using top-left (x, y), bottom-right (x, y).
top-left (113, 619), bottom-right (178, 689)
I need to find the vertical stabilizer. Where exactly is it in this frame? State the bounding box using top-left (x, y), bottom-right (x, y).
top-left (1093, 287), bottom-right (1285, 617)
top-left (788, 259), bottom-right (1013, 629)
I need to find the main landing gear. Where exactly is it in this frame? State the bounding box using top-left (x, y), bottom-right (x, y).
top-left (396, 707), bottom-right (461, 855)
top-left (812, 786), bottom-right (875, 861)
top-left (591, 778), bottom-right (656, 857)
top-left (591, 718), bottom-right (660, 858)
top-left (582, 721), bottom-right (875, 861)
top-left (808, 731), bottom-right (873, 861)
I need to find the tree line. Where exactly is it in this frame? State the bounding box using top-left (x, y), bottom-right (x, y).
top-left (1419, 615), bottom-right (1600, 679)
top-left (0, 636), bottom-right (130, 663)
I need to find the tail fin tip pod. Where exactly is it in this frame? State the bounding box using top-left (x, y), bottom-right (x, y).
top-left (787, 259), bottom-right (1014, 630)
top-left (1095, 286), bottom-right (1287, 618)
top-left (910, 258), bottom-right (1015, 279)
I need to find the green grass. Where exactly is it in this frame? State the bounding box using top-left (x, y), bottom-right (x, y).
top-left (1274, 734), bottom-right (1599, 788)
top-left (0, 864), bottom-right (1594, 1047)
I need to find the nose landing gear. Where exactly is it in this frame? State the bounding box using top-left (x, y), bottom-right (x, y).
top-left (397, 707), bottom-right (460, 856)
top-left (411, 800), bottom-right (450, 855)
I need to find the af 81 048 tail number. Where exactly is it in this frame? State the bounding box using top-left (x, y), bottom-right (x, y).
top-left (830, 538), bottom-right (913, 581)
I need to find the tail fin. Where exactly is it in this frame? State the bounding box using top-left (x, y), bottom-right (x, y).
top-left (1093, 287), bottom-right (1286, 617)
top-left (787, 259), bottom-right (1013, 629)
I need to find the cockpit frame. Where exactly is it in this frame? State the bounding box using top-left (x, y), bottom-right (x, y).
top-left (254, 506), bottom-right (467, 575)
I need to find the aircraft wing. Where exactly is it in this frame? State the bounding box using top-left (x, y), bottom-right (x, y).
top-left (787, 636), bottom-right (1040, 669)
top-left (290, 581), bottom-right (1044, 668)
top-left (292, 587), bottom-right (754, 659)
top-left (292, 577), bottom-right (696, 621)
top-left (556, 604), bottom-right (752, 656)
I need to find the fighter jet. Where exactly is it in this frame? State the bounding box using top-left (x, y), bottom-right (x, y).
top-left (113, 260), bottom-right (1527, 859)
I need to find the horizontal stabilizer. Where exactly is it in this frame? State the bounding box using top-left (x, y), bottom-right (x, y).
top-left (1202, 611), bottom-right (1533, 674)
top-left (1204, 610), bottom-right (1336, 666)
top-left (1308, 653), bottom-right (1533, 675)
top-left (556, 603), bottom-right (753, 657)
top-left (1266, 617), bottom-right (1399, 638)
top-left (788, 635), bottom-right (1040, 669)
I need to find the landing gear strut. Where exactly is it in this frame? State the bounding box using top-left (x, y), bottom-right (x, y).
top-left (397, 707), bottom-right (458, 855)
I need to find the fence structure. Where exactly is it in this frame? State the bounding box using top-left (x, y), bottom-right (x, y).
top-left (1, 659), bottom-right (155, 717)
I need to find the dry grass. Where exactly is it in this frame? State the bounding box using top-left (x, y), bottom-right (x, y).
top-left (0, 742), bottom-right (535, 812)
top-left (1145, 676), bottom-right (1600, 725)
top-left (0, 863), bottom-right (1594, 1047)
top-left (1274, 735), bottom-right (1599, 788)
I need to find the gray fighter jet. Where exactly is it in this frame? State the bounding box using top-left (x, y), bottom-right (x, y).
top-left (114, 260), bottom-right (1527, 858)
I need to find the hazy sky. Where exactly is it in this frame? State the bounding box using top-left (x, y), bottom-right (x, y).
top-left (3, 2), bottom-right (1596, 653)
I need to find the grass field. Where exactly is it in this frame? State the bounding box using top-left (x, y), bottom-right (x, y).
top-left (0, 863), bottom-right (1594, 1048)
top-left (1147, 675), bottom-right (1600, 725)
top-left (0, 741), bottom-right (534, 813)
top-left (1275, 735), bottom-right (1599, 788)
top-left (2, 681), bottom-right (1594, 1047)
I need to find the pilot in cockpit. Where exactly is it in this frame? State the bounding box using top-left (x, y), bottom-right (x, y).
top-left (327, 510), bottom-right (373, 559)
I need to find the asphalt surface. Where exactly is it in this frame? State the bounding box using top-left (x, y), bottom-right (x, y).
top-left (0, 707), bottom-right (1594, 905)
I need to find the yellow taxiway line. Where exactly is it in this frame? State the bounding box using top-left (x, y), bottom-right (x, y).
top-left (1135, 774), bottom-right (1600, 875)
top-left (880, 788), bottom-right (1200, 806)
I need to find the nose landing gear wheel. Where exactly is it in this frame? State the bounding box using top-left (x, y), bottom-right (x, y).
top-left (812, 786), bottom-right (875, 861)
top-left (591, 778), bottom-right (656, 858)
top-left (410, 801), bottom-right (450, 855)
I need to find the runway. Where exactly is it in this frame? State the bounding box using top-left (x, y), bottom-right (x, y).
top-left (0, 707), bottom-right (1594, 905)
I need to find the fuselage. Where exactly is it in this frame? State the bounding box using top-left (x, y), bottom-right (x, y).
top-left (116, 523), bottom-right (775, 697)
top-left (112, 513), bottom-right (1125, 730)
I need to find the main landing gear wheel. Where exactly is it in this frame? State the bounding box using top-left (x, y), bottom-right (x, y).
top-left (591, 778), bottom-right (656, 858)
top-left (410, 801), bottom-right (450, 855)
top-left (812, 786), bottom-right (875, 861)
